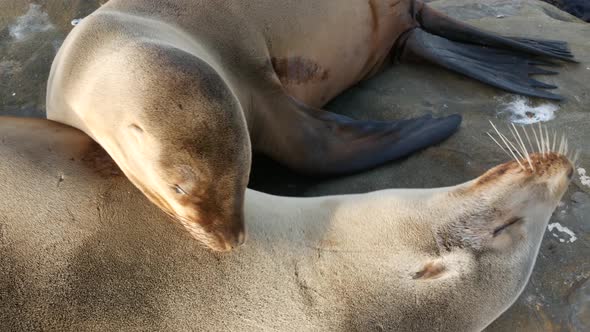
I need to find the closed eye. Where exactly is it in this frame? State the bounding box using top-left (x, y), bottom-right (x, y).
top-left (173, 184), bottom-right (188, 195)
top-left (493, 217), bottom-right (522, 237)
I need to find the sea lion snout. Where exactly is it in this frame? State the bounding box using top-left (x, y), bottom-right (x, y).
top-left (223, 228), bottom-right (247, 251)
top-left (207, 219), bottom-right (246, 252)
top-left (533, 153), bottom-right (574, 199)
top-left (441, 148), bottom-right (574, 252)
top-left (175, 208), bottom-right (246, 252)
top-left (208, 207), bottom-right (247, 251)
top-left (174, 191), bottom-right (247, 252)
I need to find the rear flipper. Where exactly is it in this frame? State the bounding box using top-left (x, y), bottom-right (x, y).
top-left (416, 3), bottom-right (576, 62)
top-left (397, 3), bottom-right (577, 100)
top-left (255, 95), bottom-right (461, 175)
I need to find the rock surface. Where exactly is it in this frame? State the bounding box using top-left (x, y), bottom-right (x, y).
top-left (0, 0), bottom-right (588, 331)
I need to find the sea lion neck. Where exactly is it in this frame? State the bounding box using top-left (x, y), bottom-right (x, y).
top-left (242, 187), bottom-right (458, 253)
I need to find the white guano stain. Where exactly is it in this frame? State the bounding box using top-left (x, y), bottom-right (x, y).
top-left (578, 168), bottom-right (590, 188)
top-left (498, 96), bottom-right (558, 124)
top-left (9, 4), bottom-right (54, 40)
top-left (547, 222), bottom-right (577, 243)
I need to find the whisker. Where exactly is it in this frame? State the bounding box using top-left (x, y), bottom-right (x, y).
top-left (540, 124), bottom-right (545, 155)
top-left (543, 126), bottom-right (548, 154)
top-left (500, 135), bottom-right (526, 169)
top-left (508, 125), bottom-right (526, 158)
top-left (522, 125), bottom-right (535, 156)
top-left (489, 121), bottom-right (524, 169)
top-left (489, 122), bottom-right (577, 173)
top-left (512, 124), bottom-right (533, 170)
top-left (544, 125), bottom-right (550, 157)
top-left (487, 132), bottom-right (512, 159)
top-left (489, 121), bottom-right (511, 156)
top-left (502, 131), bottom-right (526, 160)
top-left (573, 150), bottom-right (580, 166)
top-left (558, 134), bottom-right (565, 155)
top-left (502, 125), bottom-right (526, 160)
top-left (538, 122), bottom-right (545, 156)
top-left (533, 124), bottom-right (542, 155)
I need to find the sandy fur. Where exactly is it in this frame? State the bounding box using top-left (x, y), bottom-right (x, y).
top-left (0, 117), bottom-right (572, 331)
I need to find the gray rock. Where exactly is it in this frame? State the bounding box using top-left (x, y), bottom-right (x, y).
top-left (0, 0), bottom-right (104, 117)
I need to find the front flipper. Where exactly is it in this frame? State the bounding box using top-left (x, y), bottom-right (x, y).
top-left (255, 95), bottom-right (461, 175)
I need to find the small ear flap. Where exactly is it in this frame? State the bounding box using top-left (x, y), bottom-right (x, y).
top-left (413, 260), bottom-right (446, 280)
top-left (129, 124), bottom-right (145, 135)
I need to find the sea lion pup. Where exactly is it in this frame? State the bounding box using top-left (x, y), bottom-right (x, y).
top-left (46, 0), bottom-right (576, 251)
top-left (0, 117), bottom-right (575, 331)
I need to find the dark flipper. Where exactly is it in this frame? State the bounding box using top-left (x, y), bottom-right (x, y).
top-left (416, 4), bottom-right (577, 63)
top-left (256, 95), bottom-right (461, 175)
top-left (400, 29), bottom-right (565, 100)
top-left (396, 3), bottom-right (577, 100)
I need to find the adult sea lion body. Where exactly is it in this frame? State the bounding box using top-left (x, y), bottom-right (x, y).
top-left (46, 0), bottom-right (576, 250)
top-left (0, 117), bottom-right (574, 331)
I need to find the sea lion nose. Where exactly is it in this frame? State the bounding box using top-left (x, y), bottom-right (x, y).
top-left (226, 229), bottom-right (246, 250)
top-left (216, 216), bottom-right (246, 251)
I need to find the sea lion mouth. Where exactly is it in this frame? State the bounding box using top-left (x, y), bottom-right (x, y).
top-left (165, 211), bottom-right (244, 252)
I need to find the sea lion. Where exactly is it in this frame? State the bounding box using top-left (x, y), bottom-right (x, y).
top-left (46, 0), bottom-right (576, 250)
top-left (0, 117), bottom-right (574, 331)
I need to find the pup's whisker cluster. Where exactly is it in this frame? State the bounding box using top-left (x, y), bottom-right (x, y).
top-left (487, 121), bottom-right (578, 171)
top-left (489, 121), bottom-right (525, 169)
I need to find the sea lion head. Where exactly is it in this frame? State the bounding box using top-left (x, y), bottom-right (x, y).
top-left (438, 150), bottom-right (574, 252)
top-left (111, 48), bottom-right (251, 252)
top-left (441, 123), bottom-right (575, 252)
top-left (405, 125), bottom-right (575, 329)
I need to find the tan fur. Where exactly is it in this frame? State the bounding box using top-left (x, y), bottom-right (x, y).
top-left (0, 118), bottom-right (572, 331)
top-left (45, 0), bottom-right (424, 251)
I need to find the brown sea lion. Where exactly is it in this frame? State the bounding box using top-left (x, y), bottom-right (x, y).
top-left (0, 117), bottom-right (574, 331)
top-left (46, 0), bottom-right (575, 250)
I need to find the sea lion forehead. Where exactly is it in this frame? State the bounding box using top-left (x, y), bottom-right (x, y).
top-left (474, 160), bottom-right (525, 187)
top-left (123, 42), bottom-right (235, 108)
top-left (169, 164), bottom-right (199, 182)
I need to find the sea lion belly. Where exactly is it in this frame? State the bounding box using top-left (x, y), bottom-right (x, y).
top-left (260, 0), bottom-right (417, 107)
